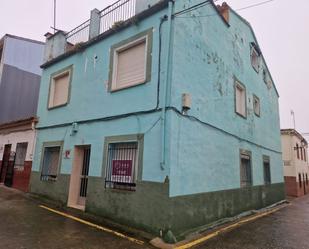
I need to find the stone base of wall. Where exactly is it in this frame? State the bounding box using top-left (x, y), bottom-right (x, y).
top-left (29, 171), bottom-right (285, 238)
top-left (12, 161), bottom-right (32, 192)
top-left (284, 176), bottom-right (309, 197)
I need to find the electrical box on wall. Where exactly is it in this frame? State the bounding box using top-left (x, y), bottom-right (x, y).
top-left (182, 93), bottom-right (191, 113)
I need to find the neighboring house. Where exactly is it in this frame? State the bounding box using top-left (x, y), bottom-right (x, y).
top-left (0, 34), bottom-right (44, 192)
top-left (30, 0), bottom-right (284, 239)
top-left (281, 129), bottom-right (309, 197)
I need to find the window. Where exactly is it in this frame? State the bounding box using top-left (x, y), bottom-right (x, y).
top-left (253, 95), bottom-right (260, 117)
top-left (301, 147), bottom-right (304, 160)
top-left (263, 156), bottom-right (271, 185)
top-left (304, 148), bottom-right (307, 162)
top-left (109, 29), bottom-right (152, 91)
top-left (299, 173), bottom-right (302, 188)
top-left (250, 43), bottom-right (260, 72)
top-left (240, 151), bottom-right (252, 187)
top-left (235, 81), bottom-right (247, 118)
top-left (104, 135), bottom-right (143, 191)
top-left (306, 174), bottom-right (308, 185)
top-left (15, 143), bottom-right (28, 168)
top-left (40, 142), bottom-right (63, 181)
top-left (48, 66), bottom-right (72, 109)
top-left (296, 143), bottom-right (300, 159)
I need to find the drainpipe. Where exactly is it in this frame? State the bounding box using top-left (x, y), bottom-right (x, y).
top-left (160, 0), bottom-right (174, 170)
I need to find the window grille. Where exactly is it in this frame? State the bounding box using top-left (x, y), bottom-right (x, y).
top-left (41, 146), bottom-right (61, 181)
top-left (105, 142), bottom-right (138, 191)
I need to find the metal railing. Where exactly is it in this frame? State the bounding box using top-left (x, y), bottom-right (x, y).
top-left (100, 0), bottom-right (136, 34)
top-left (65, 0), bottom-right (136, 45)
top-left (66, 19), bottom-right (91, 45)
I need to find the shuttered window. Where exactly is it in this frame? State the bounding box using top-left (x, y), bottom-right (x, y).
top-left (235, 81), bottom-right (246, 117)
top-left (48, 67), bottom-right (72, 109)
top-left (115, 41), bottom-right (146, 89)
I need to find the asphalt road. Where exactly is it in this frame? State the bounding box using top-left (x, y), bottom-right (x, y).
top-left (1, 186), bottom-right (308, 249)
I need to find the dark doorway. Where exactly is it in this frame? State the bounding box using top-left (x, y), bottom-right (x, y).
top-left (0, 144), bottom-right (12, 183)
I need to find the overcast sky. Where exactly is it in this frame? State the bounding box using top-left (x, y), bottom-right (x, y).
top-left (1, 0), bottom-right (308, 136)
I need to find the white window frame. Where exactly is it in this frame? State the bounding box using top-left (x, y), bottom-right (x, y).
top-left (111, 35), bottom-right (149, 91)
top-left (48, 66), bottom-right (72, 109)
top-left (235, 80), bottom-right (247, 118)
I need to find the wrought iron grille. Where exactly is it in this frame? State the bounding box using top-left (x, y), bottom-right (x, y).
top-left (41, 146), bottom-right (60, 181)
top-left (80, 147), bottom-right (91, 197)
top-left (105, 142), bottom-right (138, 191)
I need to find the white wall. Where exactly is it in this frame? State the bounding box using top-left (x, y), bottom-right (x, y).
top-left (0, 129), bottom-right (36, 161)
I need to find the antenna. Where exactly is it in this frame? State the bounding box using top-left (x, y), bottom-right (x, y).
top-left (53, 0), bottom-right (56, 33)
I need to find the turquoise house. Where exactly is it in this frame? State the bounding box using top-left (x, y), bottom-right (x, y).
top-left (30, 0), bottom-right (285, 239)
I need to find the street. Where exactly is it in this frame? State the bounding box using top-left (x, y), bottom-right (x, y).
top-left (1, 186), bottom-right (309, 249)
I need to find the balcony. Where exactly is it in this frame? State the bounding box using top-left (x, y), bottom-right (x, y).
top-left (43, 0), bottom-right (161, 64)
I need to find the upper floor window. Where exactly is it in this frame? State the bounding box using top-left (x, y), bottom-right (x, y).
top-left (109, 29), bottom-right (152, 92)
top-left (296, 143), bottom-right (300, 159)
top-left (250, 43), bottom-right (260, 73)
top-left (48, 66), bottom-right (72, 109)
top-left (253, 95), bottom-right (260, 117)
top-left (235, 80), bottom-right (246, 118)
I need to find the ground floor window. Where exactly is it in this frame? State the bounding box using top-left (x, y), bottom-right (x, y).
top-left (40, 142), bottom-right (63, 181)
top-left (299, 173), bottom-right (302, 188)
top-left (240, 150), bottom-right (252, 187)
top-left (263, 156), bottom-right (271, 185)
top-left (104, 135), bottom-right (143, 191)
top-left (15, 143), bottom-right (28, 168)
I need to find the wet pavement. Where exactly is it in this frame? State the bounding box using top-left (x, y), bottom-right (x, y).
top-left (0, 186), bottom-right (151, 249)
top-left (195, 195), bottom-right (309, 249)
top-left (1, 186), bottom-right (309, 249)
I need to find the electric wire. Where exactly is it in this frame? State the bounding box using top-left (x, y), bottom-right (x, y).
top-left (175, 0), bottom-right (276, 18)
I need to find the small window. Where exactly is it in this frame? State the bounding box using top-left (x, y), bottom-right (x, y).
top-left (299, 173), bottom-right (302, 188)
top-left (253, 95), bottom-right (260, 117)
top-left (109, 29), bottom-right (152, 91)
top-left (304, 148), bottom-right (307, 162)
top-left (296, 143), bottom-right (300, 159)
top-left (104, 135), bottom-right (143, 191)
top-left (301, 147), bottom-right (304, 160)
top-left (48, 67), bottom-right (72, 109)
top-left (235, 81), bottom-right (247, 118)
top-left (263, 156), bottom-right (271, 185)
top-left (250, 44), bottom-right (260, 72)
top-left (240, 151), bottom-right (252, 187)
top-left (15, 143), bottom-right (28, 168)
top-left (41, 143), bottom-right (62, 181)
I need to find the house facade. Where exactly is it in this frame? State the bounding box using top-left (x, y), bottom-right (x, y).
top-left (281, 129), bottom-right (309, 197)
top-left (0, 34), bottom-right (44, 192)
top-left (30, 0), bottom-right (284, 238)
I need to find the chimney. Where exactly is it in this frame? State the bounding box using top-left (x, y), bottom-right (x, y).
top-left (217, 2), bottom-right (230, 24)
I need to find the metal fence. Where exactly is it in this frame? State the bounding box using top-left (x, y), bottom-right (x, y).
top-left (105, 142), bottom-right (138, 191)
top-left (65, 0), bottom-right (136, 45)
top-left (100, 0), bottom-right (136, 34)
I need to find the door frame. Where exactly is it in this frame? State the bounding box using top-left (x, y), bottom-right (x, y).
top-left (0, 144), bottom-right (12, 183)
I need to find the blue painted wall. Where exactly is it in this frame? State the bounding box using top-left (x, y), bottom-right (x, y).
top-left (34, 8), bottom-right (170, 183)
top-left (33, 0), bottom-right (283, 199)
top-left (168, 0), bottom-right (283, 196)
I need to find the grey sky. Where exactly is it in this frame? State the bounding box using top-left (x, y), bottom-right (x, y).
top-left (1, 0), bottom-right (308, 135)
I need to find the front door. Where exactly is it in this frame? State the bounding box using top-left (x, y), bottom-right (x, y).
top-left (0, 145), bottom-right (12, 183)
top-left (4, 151), bottom-right (16, 187)
top-left (68, 146), bottom-right (91, 210)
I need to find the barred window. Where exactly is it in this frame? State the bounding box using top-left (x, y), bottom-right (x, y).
top-left (263, 156), bottom-right (271, 185)
top-left (41, 146), bottom-right (61, 181)
top-left (240, 152), bottom-right (252, 187)
top-left (105, 142), bottom-right (138, 191)
top-left (15, 143), bottom-right (28, 168)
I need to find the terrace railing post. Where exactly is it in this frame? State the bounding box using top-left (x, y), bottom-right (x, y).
top-left (43, 31), bottom-right (67, 62)
top-left (89, 8), bottom-right (101, 40)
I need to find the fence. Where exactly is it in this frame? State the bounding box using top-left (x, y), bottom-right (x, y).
top-left (66, 0), bottom-right (136, 45)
